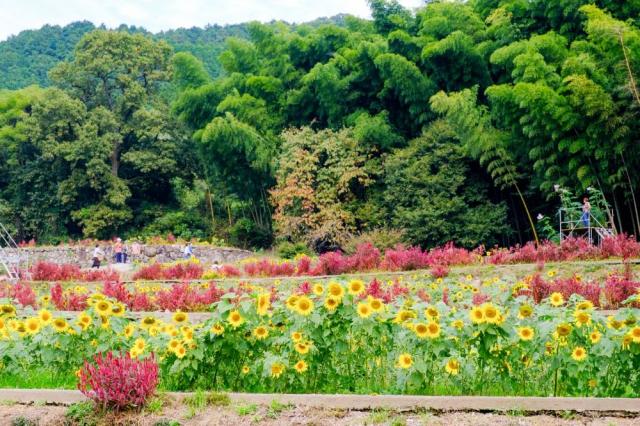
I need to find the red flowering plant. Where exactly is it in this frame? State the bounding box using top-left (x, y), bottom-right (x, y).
top-left (77, 352), bottom-right (158, 411)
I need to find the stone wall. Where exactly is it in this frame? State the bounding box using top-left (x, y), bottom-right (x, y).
top-left (21, 244), bottom-right (253, 267)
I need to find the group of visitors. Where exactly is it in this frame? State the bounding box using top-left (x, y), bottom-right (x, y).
top-left (90, 239), bottom-right (194, 269)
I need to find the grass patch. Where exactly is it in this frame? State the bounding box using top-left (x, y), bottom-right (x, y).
top-left (65, 401), bottom-right (98, 426)
top-left (235, 403), bottom-right (258, 416)
top-left (266, 399), bottom-right (293, 419)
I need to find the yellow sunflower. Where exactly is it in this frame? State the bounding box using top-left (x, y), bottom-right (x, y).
top-left (573, 310), bottom-right (591, 328)
top-left (327, 282), bottom-right (345, 299)
top-left (445, 359), bottom-right (460, 375)
top-left (24, 317), bottom-right (41, 335)
top-left (571, 346), bottom-right (587, 362)
top-left (517, 326), bottom-right (534, 341)
top-left (576, 300), bottom-right (594, 311)
top-left (257, 293), bottom-right (271, 316)
top-left (469, 306), bottom-right (484, 324)
top-left (94, 300), bottom-right (112, 317)
top-left (589, 330), bottom-right (601, 344)
top-left (285, 295), bottom-right (299, 311)
top-left (424, 306), bottom-right (439, 321)
top-left (312, 284), bottom-right (324, 296)
top-left (518, 304), bottom-right (533, 319)
top-left (253, 325), bottom-right (269, 340)
top-left (227, 310), bottom-right (244, 328)
top-left (134, 337), bottom-right (146, 353)
top-left (77, 312), bottom-right (92, 330)
top-left (175, 343), bottom-right (187, 359)
top-left (426, 321), bottom-right (441, 339)
top-left (37, 309), bottom-right (53, 325)
top-left (414, 323), bottom-right (429, 339)
top-left (549, 292), bottom-right (564, 307)
top-left (451, 319), bottom-right (464, 330)
top-left (210, 323), bottom-right (225, 335)
top-left (356, 302), bottom-right (372, 319)
top-left (270, 362), bottom-right (285, 378)
top-left (324, 297), bottom-right (340, 311)
top-left (172, 311), bottom-right (189, 324)
top-left (294, 341), bottom-right (311, 355)
top-left (397, 353), bottom-right (413, 369)
top-left (295, 296), bottom-right (314, 316)
top-left (52, 318), bottom-right (68, 333)
top-left (348, 280), bottom-right (365, 295)
top-left (556, 323), bottom-right (572, 337)
top-left (294, 360), bottom-right (308, 374)
top-left (291, 331), bottom-right (303, 342)
top-left (481, 303), bottom-right (500, 324)
top-left (368, 297), bottom-right (384, 312)
top-left (140, 316), bottom-right (157, 330)
top-left (629, 326), bottom-right (640, 343)
top-left (124, 324), bottom-right (135, 338)
top-left (110, 302), bottom-right (126, 317)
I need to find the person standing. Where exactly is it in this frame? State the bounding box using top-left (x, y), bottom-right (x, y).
top-left (581, 197), bottom-right (591, 227)
top-left (92, 244), bottom-right (103, 269)
top-left (131, 240), bottom-right (142, 263)
top-left (183, 242), bottom-right (193, 260)
top-left (114, 238), bottom-right (123, 263)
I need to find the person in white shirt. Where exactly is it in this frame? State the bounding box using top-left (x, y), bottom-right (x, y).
top-left (183, 242), bottom-right (193, 259)
top-left (92, 244), bottom-right (104, 268)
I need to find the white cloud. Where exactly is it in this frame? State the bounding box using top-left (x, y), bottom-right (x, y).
top-left (0, 0), bottom-right (425, 41)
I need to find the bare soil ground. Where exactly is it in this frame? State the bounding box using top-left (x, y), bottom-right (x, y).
top-left (1, 402), bottom-right (639, 426)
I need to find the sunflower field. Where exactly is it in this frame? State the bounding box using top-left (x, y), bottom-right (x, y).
top-left (0, 274), bottom-right (639, 397)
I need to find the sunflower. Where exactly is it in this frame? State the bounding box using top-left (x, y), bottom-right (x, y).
top-left (426, 321), bottom-right (441, 339)
top-left (312, 284), bottom-right (324, 296)
top-left (549, 292), bottom-right (564, 307)
top-left (227, 310), bottom-right (244, 328)
top-left (172, 311), bottom-right (189, 324)
top-left (129, 348), bottom-right (139, 358)
top-left (414, 323), bottom-right (429, 339)
top-left (397, 353), bottom-right (413, 369)
top-left (451, 319), bottom-right (464, 330)
top-left (469, 306), bottom-right (484, 324)
top-left (285, 295), bottom-right (299, 311)
top-left (589, 330), bottom-right (601, 344)
top-left (24, 317), bottom-right (41, 335)
top-left (571, 346), bottom-right (587, 362)
top-left (257, 293), bottom-right (271, 316)
top-left (134, 337), bottom-right (146, 353)
top-left (327, 282), bottom-right (344, 299)
top-left (445, 359), bottom-right (460, 375)
top-left (175, 343), bottom-right (187, 359)
top-left (573, 310), bottom-right (591, 328)
top-left (124, 324), bottom-right (135, 338)
top-left (140, 316), bottom-right (157, 330)
top-left (607, 316), bottom-right (624, 330)
top-left (100, 315), bottom-right (110, 330)
top-left (168, 338), bottom-right (181, 352)
top-left (393, 310), bottom-right (416, 324)
top-left (0, 317), bottom-right (6, 332)
top-left (52, 318), bottom-right (68, 333)
top-left (210, 323), bottom-right (225, 335)
top-left (517, 326), bottom-right (534, 341)
top-left (253, 325), bottom-right (269, 340)
top-left (0, 304), bottom-right (16, 317)
top-left (95, 300), bottom-right (112, 317)
top-left (348, 280), bottom-right (365, 295)
top-left (622, 334), bottom-right (633, 350)
top-left (242, 365), bottom-right (250, 374)
top-left (270, 362), bottom-right (285, 378)
top-left (110, 302), bottom-right (125, 317)
top-left (368, 297), bottom-right (384, 312)
top-left (576, 300), bottom-right (594, 311)
top-left (295, 296), bottom-right (314, 316)
top-left (38, 309), bottom-right (52, 325)
top-left (518, 304), bottom-right (533, 319)
top-left (291, 331), bottom-right (303, 343)
top-left (357, 302), bottom-right (372, 319)
top-left (77, 312), bottom-right (92, 330)
top-left (294, 341), bottom-right (311, 355)
top-left (294, 360), bottom-right (308, 374)
top-left (481, 303), bottom-right (500, 324)
top-left (630, 326), bottom-right (640, 343)
top-left (424, 306), bottom-right (439, 321)
top-left (324, 297), bottom-right (340, 311)
top-left (556, 323), bottom-right (572, 337)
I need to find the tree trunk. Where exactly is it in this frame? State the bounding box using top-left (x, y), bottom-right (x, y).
top-left (111, 141), bottom-right (121, 177)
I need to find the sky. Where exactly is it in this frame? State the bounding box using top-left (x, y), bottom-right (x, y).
top-left (0, 0), bottom-right (425, 41)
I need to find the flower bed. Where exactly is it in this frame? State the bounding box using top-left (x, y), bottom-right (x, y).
top-left (0, 274), bottom-right (639, 397)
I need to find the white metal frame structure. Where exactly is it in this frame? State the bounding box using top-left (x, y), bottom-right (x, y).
top-left (0, 222), bottom-right (27, 282)
top-left (558, 208), bottom-right (614, 246)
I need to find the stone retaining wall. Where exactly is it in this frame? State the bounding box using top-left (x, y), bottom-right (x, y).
top-left (21, 244), bottom-right (252, 266)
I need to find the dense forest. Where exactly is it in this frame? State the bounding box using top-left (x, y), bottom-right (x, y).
top-left (1, 0), bottom-right (639, 253)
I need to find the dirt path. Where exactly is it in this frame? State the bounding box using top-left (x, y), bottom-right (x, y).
top-left (1, 403), bottom-right (639, 426)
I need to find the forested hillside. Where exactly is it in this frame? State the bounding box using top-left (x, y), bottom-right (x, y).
top-left (1, 0), bottom-right (639, 253)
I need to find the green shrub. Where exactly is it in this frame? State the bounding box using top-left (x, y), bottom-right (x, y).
top-left (276, 241), bottom-right (313, 259)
